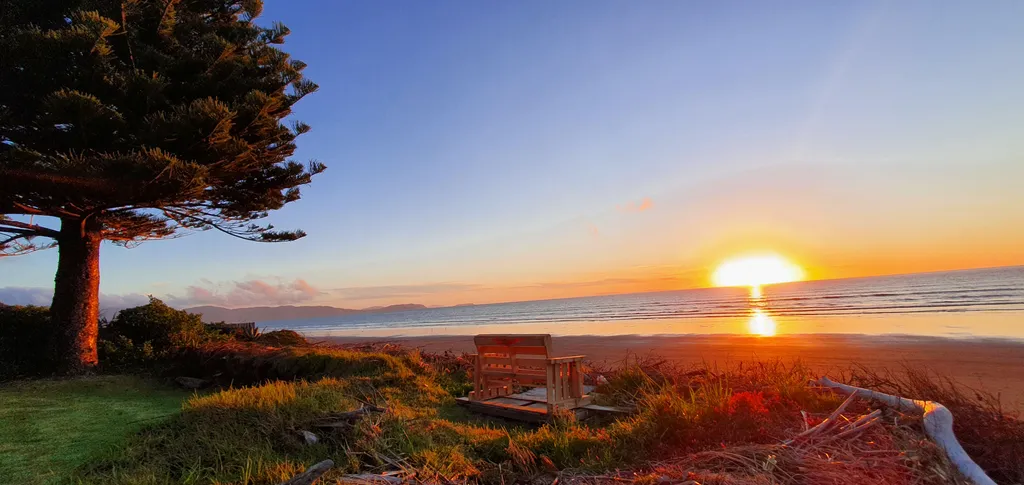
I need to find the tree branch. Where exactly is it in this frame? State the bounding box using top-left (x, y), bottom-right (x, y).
top-left (10, 201), bottom-right (45, 215)
top-left (0, 234), bottom-right (26, 246)
top-left (0, 220), bottom-right (60, 239)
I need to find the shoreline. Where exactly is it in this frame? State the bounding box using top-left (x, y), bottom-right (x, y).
top-left (317, 333), bottom-right (1024, 410)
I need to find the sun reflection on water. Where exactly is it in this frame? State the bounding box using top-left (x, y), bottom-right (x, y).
top-left (748, 309), bottom-right (777, 336)
top-left (747, 286), bottom-right (776, 336)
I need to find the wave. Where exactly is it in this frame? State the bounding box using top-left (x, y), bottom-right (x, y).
top-left (268, 267), bottom-right (1024, 332)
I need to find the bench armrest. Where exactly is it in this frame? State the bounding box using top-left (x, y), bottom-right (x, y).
top-left (547, 355), bottom-right (586, 363)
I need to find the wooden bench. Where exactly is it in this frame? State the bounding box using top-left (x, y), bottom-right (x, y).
top-left (468, 334), bottom-right (589, 414)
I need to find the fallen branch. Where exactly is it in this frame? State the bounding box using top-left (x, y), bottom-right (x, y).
top-left (279, 459), bottom-right (333, 485)
top-left (841, 409), bottom-right (881, 431)
top-left (341, 473), bottom-right (404, 484)
top-left (784, 391), bottom-right (858, 444)
top-left (817, 376), bottom-right (995, 485)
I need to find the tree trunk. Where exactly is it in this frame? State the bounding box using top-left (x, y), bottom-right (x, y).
top-left (50, 217), bottom-right (102, 374)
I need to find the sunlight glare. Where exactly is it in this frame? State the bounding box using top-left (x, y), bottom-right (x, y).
top-left (712, 254), bottom-right (805, 289)
top-left (748, 309), bottom-right (777, 337)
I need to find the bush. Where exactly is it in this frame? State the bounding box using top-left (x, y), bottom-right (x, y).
top-left (165, 342), bottom-right (432, 390)
top-left (207, 321), bottom-right (261, 340)
top-left (99, 297), bottom-right (220, 370)
top-left (255, 329), bottom-right (308, 347)
top-left (0, 304), bottom-right (54, 378)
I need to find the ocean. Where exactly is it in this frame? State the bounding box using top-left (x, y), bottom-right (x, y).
top-left (264, 266), bottom-right (1024, 339)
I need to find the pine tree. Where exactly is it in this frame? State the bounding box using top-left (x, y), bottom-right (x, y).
top-left (0, 0), bottom-right (325, 374)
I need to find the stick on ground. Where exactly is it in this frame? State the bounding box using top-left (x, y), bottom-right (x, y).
top-left (279, 459), bottom-right (334, 485)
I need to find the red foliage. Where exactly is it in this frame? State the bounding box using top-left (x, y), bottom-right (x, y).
top-left (726, 391), bottom-right (771, 417)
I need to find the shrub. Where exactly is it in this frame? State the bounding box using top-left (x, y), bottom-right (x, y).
top-left (207, 321), bottom-right (261, 340)
top-left (255, 329), bottom-right (308, 347)
top-left (166, 342), bottom-right (436, 393)
top-left (99, 297), bottom-right (220, 370)
top-left (0, 304), bottom-right (54, 378)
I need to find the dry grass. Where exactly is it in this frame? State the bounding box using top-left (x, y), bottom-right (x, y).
top-left (64, 345), bottom-right (1021, 484)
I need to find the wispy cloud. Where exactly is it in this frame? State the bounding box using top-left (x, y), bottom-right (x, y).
top-left (617, 197), bottom-right (653, 213)
top-left (170, 278), bottom-right (324, 308)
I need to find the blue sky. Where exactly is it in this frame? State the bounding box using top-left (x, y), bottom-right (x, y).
top-left (2, 0), bottom-right (1024, 311)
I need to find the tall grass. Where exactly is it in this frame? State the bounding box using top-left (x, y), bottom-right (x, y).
top-left (69, 346), bottom-right (1021, 485)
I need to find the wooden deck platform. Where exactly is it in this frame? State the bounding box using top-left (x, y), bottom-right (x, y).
top-left (457, 386), bottom-right (627, 422)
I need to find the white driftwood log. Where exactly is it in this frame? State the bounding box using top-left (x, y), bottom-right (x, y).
top-left (278, 459), bottom-right (334, 485)
top-left (817, 377), bottom-right (996, 485)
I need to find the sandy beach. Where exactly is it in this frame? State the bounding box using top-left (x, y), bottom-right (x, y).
top-left (320, 333), bottom-right (1024, 410)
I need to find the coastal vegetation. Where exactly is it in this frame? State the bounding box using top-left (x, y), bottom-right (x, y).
top-left (2, 301), bottom-right (1022, 484)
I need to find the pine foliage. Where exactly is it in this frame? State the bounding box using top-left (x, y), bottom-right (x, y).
top-left (0, 0), bottom-right (325, 254)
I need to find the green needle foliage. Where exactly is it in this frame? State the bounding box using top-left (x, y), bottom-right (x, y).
top-left (0, 0), bottom-right (324, 372)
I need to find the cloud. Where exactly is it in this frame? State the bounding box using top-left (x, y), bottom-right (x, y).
top-left (0, 287), bottom-right (52, 306)
top-left (170, 278), bottom-right (324, 308)
top-left (617, 197), bottom-right (653, 213)
top-left (327, 282), bottom-right (483, 302)
top-left (0, 287), bottom-right (150, 318)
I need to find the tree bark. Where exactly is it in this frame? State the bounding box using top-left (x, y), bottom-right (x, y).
top-left (50, 217), bottom-right (102, 374)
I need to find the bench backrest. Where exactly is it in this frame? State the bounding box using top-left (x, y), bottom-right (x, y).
top-left (474, 334), bottom-right (552, 356)
top-left (473, 334), bottom-right (552, 389)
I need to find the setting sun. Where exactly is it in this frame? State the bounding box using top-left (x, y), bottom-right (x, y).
top-left (712, 254), bottom-right (805, 288)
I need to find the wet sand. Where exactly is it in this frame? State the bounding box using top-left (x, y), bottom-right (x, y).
top-left (319, 333), bottom-right (1024, 410)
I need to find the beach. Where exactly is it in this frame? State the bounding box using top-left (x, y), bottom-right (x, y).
top-left (321, 333), bottom-right (1024, 410)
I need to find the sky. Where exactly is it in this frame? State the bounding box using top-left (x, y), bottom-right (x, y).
top-left (2, 0), bottom-right (1024, 312)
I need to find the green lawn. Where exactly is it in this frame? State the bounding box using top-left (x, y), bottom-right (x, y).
top-left (0, 376), bottom-right (191, 484)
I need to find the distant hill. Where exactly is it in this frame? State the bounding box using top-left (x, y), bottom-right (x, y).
top-left (184, 303), bottom-right (428, 323)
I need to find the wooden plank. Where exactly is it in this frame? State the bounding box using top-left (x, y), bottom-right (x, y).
top-left (572, 361), bottom-right (584, 398)
top-left (478, 345), bottom-right (548, 355)
top-left (474, 334), bottom-right (552, 351)
top-left (546, 361), bottom-right (556, 413)
top-left (481, 373), bottom-right (547, 386)
top-left (490, 397), bottom-right (533, 406)
top-left (473, 353), bottom-right (483, 401)
top-left (557, 362), bottom-right (565, 403)
top-left (517, 375), bottom-right (548, 386)
top-left (547, 355), bottom-right (586, 362)
top-left (472, 385), bottom-right (511, 400)
top-left (549, 396), bottom-right (593, 410)
top-left (481, 368), bottom-right (546, 378)
top-left (510, 346), bottom-right (519, 377)
top-left (481, 356), bottom-right (513, 366)
top-left (456, 397), bottom-right (549, 423)
top-left (481, 355), bottom-right (548, 367)
top-left (508, 387), bottom-right (549, 403)
top-left (560, 362), bottom-right (568, 399)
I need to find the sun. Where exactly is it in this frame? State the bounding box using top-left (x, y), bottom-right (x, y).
top-left (712, 254), bottom-right (805, 288)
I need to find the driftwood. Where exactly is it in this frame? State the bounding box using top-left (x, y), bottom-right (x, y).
top-left (817, 377), bottom-right (996, 485)
top-left (784, 391), bottom-right (858, 444)
top-left (341, 472), bottom-right (405, 484)
top-left (279, 459), bottom-right (333, 485)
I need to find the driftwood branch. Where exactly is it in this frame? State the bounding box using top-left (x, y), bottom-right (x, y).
top-left (817, 376), bottom-right (996, 485)
top-left (784, 391), bottom-right (858, 444)
top-left (279, 459), bottom-right (333, 485)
